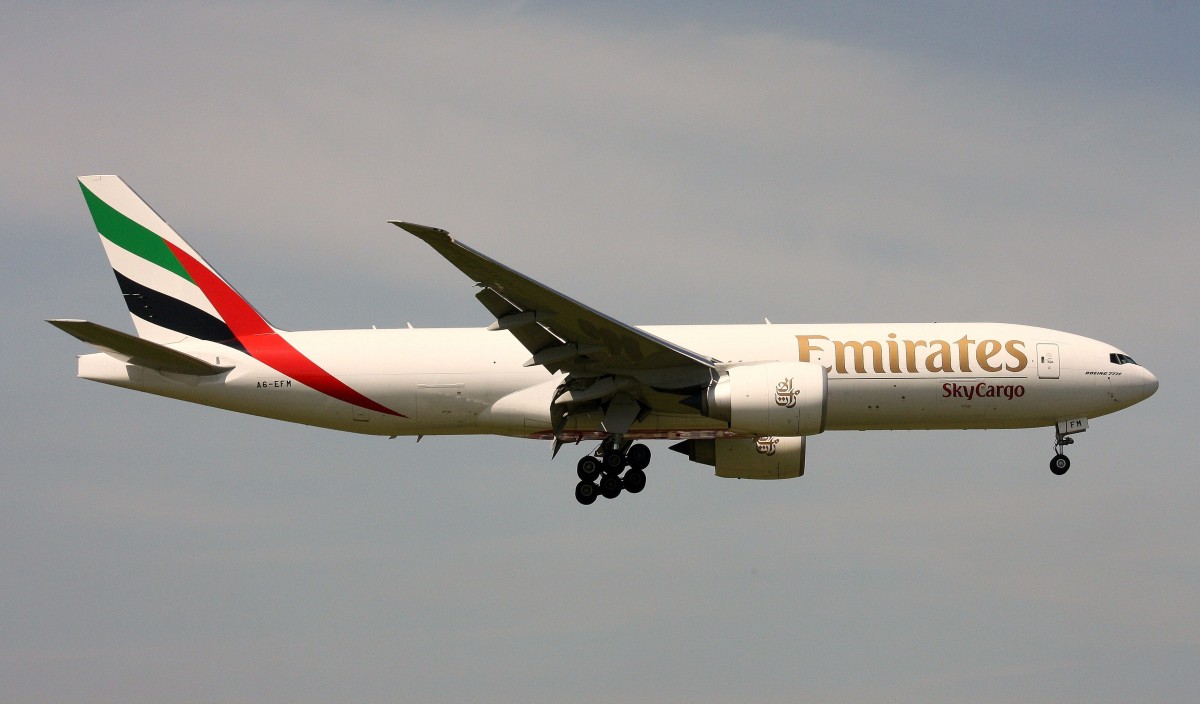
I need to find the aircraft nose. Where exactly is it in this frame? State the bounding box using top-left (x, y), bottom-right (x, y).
top-left (1144, 367), bottom-right (1159, 399)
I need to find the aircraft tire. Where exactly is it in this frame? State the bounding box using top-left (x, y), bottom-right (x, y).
top-left (575, 481), bottom-right (598, 505)
top-left (1050, 454), bottom-right (1071, 475)
top-left (623, 468), bottom-right (646, 494)
top-left (627, 444), bottom-right (651, 471)
top-left (603, 450), bottom-right (625, 471)
top-left (600, 473), bottom-right (623, 499)
top-left (577, 455), bottom-right (602, 482)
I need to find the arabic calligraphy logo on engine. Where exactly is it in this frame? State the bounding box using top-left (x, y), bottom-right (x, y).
top-left (755, 437), bottom-right (780, 456)
top-left (775, 377), bottom-right (799, 408)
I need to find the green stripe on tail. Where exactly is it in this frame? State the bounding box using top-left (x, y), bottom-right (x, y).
top-left (79, 182), bottom-right (194, 282)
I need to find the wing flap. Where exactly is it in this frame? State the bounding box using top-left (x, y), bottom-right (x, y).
top-left (474, 286), bottom-right (566, 367)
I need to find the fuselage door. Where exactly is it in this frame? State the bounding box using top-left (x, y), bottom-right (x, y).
top-left (1036, 343), bottom-right (1060, 379)
top-left (417, 375), bottom-right (472, 426)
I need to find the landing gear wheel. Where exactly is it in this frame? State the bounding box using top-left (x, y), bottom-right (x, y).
top-left (1050, 454), bottom-right (1071, 475)
top-left (599, 473), bottom-right (623, 499)
top-left (575, 481), bottom-right (598, 505)
top-left (577, 455), bottom-right (601, 482)
top-left (623, 468), bottom-right (647, 494)
top-left (626, 444), bottom-right (651, 471)
top-left (603, 450), bottom-right (626, 471)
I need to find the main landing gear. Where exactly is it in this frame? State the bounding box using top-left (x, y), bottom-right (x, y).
top-left (574, 440), bottom-right (651, 505)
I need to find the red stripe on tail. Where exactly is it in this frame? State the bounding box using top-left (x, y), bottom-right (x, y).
top-left (164, 242), bottom-right (405, 417)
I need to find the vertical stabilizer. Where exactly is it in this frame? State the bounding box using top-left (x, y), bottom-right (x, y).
top-left (77, 175), bottom-right (272, 348)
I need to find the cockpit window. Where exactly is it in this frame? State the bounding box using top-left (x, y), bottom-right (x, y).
top-left (1109, 353), bottom-right (1138, 365)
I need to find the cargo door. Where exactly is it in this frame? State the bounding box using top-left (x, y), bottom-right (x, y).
top-left (417, 375), bottom-right (471, 426)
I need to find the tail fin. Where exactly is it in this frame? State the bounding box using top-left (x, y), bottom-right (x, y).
top-left (78, 175), bottom-right (275, 349)
top-left (71, 176), bottom-right (405, 417)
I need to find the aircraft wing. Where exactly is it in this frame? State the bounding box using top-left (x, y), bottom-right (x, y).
top-left (393, 222), bottom-right (717, 387)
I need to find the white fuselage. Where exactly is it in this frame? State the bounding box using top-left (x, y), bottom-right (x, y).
top-left (75, 322), bottom-right (1158, 441)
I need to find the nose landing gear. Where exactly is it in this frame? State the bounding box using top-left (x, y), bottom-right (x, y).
top-left (1050, 419), bottom-right (1087, 476)
top-left (1050, 443), bottom-right (1072, 475)
top-left (574, 439), bottom-right (651, 505)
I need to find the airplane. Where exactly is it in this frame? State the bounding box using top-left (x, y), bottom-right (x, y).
top-left (50, 175), bottom-right (1159, 505)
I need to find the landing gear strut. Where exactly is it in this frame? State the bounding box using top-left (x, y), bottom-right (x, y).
top-left (574, 439), bottom-right (651, 505)
top-left (1050, 432), bottom-right (1074, 476)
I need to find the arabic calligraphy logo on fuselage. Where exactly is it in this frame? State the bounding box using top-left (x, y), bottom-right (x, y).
top-left (775, 378), bottom-right (799, 408)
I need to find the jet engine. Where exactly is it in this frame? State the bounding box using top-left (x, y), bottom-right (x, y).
top-left (700, 361), bottom-right (828, 437)
top-left (670, 436), bottom-right (807, 479)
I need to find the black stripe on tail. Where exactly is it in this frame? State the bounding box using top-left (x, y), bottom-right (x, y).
top-left (112, 270), bottom-right (245, 351)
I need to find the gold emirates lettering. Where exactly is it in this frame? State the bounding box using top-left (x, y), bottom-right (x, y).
top-left (796, 334), bottom-right (1028, 374)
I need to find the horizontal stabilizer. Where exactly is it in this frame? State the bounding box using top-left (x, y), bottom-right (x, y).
top-left (47, 319), bottom-right (233, 376)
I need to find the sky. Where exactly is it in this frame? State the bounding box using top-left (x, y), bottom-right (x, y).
top-left (2, 2), bottom-right (1197, 702)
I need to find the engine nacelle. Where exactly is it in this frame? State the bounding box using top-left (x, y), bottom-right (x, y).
top-left (671, 436), bottom-right (807, 479)
top-left (704, 361), bottom-right (828, 437)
